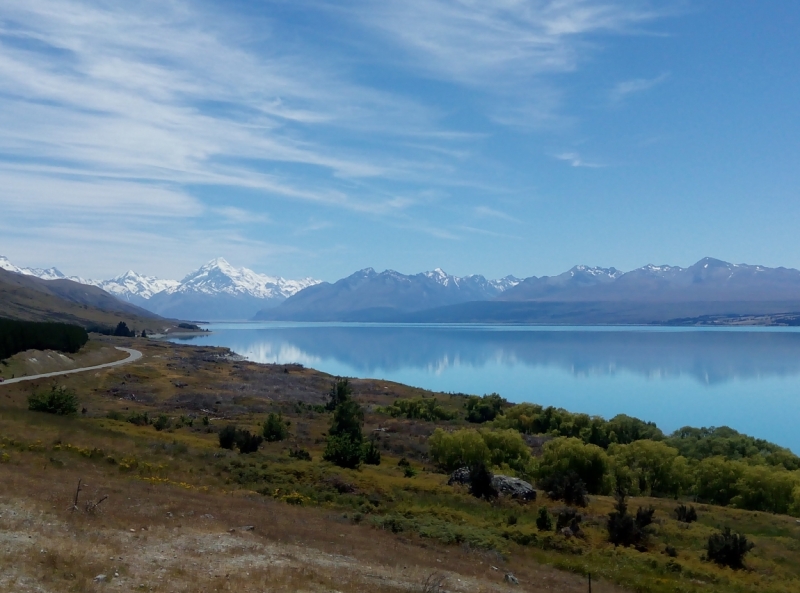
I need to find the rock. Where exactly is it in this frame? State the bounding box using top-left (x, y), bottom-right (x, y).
top-left (504, 573), bottom-right (519, 585)
top-left (491, 475), bottom-right (537, 502)
top-left (560, 527), bottom-right (573, 538)
top-left (93, 574), bottom-right (107, 583)
top-left (447, 467), bottom-right (471, 486)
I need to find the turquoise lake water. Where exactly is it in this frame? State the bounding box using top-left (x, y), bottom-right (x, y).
top-left (168, 323), bottom-right (800, 453)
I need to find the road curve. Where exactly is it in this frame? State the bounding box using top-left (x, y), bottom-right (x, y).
top-left (0, 347), bottom-right (143, 385)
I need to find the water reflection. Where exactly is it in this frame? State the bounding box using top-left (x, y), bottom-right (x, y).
top-left (174, 325), bottom-right (800, 386)
top-left (170, 324), bottom-right (800, 452)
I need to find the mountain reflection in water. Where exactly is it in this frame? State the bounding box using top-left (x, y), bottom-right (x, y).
top-left (170, 324), bottom-right (800, 452)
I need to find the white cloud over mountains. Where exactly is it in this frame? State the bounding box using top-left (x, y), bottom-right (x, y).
top-left (0, 0), bottom-right (675, 278)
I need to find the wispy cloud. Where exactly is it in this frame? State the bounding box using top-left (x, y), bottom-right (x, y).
top-left (610, 72), bottom-right (670, 103)
top-left (554, 152), bottom-right (605, 168)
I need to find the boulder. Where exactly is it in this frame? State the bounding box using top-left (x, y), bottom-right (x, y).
top-left (447, 468), bottom-right (537, 502)
top-left (491, 475), bottom-right (537, 502)
top-left (504, 573), bottom-right (520, 585)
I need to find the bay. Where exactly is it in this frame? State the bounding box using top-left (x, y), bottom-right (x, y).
top-left (167, 323), bottom-right (800, 453)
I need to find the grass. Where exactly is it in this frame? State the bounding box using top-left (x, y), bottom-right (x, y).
top-left (1, 336), bottom-right (799, 592)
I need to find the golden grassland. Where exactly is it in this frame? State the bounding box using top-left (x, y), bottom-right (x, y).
top-left (1, 336), bottom-right (799, 592)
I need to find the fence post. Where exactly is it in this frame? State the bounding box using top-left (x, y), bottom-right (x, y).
top-left (588, 572), bottom-right (592, 593)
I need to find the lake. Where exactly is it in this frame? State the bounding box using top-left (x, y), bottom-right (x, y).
top-left (167, 323), bottom-right (800, 453)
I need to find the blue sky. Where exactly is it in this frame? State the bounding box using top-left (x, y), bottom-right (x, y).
top-left (1, 0), bottom-right (799, 281)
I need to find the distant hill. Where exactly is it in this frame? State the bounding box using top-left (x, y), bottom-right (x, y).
top-left (0, 267), bottom-right (164, 331)
top-left (254, 267), bottom-right (520, 321)
top-left (499, 258), bottom-right (800, 303)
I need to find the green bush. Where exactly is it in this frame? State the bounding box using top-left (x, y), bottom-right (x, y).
top-left (153, 414), bottom-right (170, 431)
top-left (326, 377), bottom-right (353, 411)
top-left (536, 507), bottom-right (553, 531)
top-left (236, 430), bottom-right (263, 454)
top-left (607, 493), bottom-right (653, 548)
top-left (468, 463), bottom-right (497, 499)
top-left (27, 386), bottom-right (79, 415)
top-left (706, 527), bottom-right (754, 569)
top-left (380, 397), bottom-right (455, 421)
top-left (363, 440), bottom-right (381, 465)
top-left (609, 440), bottom-right (690, 497)
top-left (465, 393), bottom-right (506, 423)
top-left (219, 425), bottom-right (238, 450)
top-left (537, 437), bottom-right (610, 495)
top-left (538, 470), bottom-right (588, 507)
top-left (127, 411), bottom-right (150, 426)
top-left (428, 428), bottom-right (490, 472)
top-left (675, 504), bottom-right (698, 523)
top-left (289, 447), bottom-right (312, 461)
top-left (263, 412), bottom-right (289, 442)
top-left (323, 434), bottom-right (364, 469)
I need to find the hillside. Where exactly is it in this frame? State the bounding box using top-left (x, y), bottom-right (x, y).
top-left (1, 337), bottom-right (799, 593)
top-left (0, 268), bottom-right (165, 331)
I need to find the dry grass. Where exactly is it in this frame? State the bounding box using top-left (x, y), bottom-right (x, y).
top-left (0, 463), bottom-right (618, 592)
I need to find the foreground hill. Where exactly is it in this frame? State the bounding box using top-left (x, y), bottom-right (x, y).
top-left (0, 267), bottom-right (164, 331)
top-left (1, 336), bottom-right (798, 593)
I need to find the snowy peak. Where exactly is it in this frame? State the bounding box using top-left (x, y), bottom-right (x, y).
top-left (171, 258), bottom-right (320, 299)
top-left (0, 256), bottom-right (67, 280)
top-left (95, 270), bottom-right (181, 301)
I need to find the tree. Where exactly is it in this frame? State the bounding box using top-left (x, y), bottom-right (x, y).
top-left (263, 412), bottom-right (289, 442)
top-left (479, 428), bottom-right (532, 472)
top-left (235, 430), bottom-right (263, 454)
top-left (730, 464), bottom-right (800, 514)
top-left (538, 470), bottom-right (588, 507)
top-left (537, 437), bottom-right (610, 495)
top-left (609, 440), bottom-right (690, 497)
top-left (428, 428), bottom-right (490, 472)
top-left (363, 440), bottom-right (381, 465)
top-left (675, 504), bottom-right (698, 523)
top-left (323, 386), bottom-right (366, 468)
top-left (141, 329), bottom-right (147, 338)
top-left (468, 462), bottom-right (497, 499)
top-left (706, 528), bottom-right (754, 569)
top-left (694, 456), bottom-right (745, 506)
top-left (326, 378), bottom-right (353, 411)
top-left (113, 321), bottom-right (134, 337)
top-left (27, 385), bottom-right (79, 415)
top-left (219, 425), bottom-right (238, 450)
top-left (536, 507), bottom-right (553, 531)
top-left (607, 492), bottom-right (654, 548)
top-left (465, 393), bottom-right (506, 423)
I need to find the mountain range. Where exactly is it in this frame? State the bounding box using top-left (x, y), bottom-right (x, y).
top-left (257, 258), bottom-right (800, 323)
top-left (0, 256), bottom-right (319, 321)
top-left (4, 255), bottom-right (800, 324)
top-left (254, 267), bottom-right (521, 321)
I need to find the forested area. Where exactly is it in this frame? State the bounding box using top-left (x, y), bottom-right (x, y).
top-left (421, 396), bottom-right (800, 516)
top-left (0, 318), bottom-right (88, 360)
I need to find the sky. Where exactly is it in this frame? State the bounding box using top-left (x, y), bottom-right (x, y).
top-left (1, 0), bottom-right (799, 282)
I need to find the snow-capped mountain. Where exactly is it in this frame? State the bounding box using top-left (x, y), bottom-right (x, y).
top-left (0, 256), bottom-right (321, 321)
top-left (0, 255), bottom-right (79, 282)
top-left (95, 271), bottom-right (181, 304)
top-left (256, 267), bottom-right (521, 321)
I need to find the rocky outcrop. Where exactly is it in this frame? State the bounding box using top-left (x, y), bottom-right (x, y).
top-left (447, 468), bottom-right (537, 501)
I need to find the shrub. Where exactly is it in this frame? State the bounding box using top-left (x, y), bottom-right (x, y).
top-left (323, 433), bottom-right (364, 469)
top-left (536, 507), bottom-right (553, 531)
top-left (219, 425), bottom-right (238, 450)
top-left (609, 440), bottom-right (690, 497)
top-left (127, 411), bottom-right (150, 426)
top-left (403, 465), bottom-right (417, 478)
top-left (398, 457), bottom-right (410, 467)
top-left (538, 470), bottom-right (588, 507)
top-left (465, 393), bottom-right (506, 423)
top-left (153, 414), bottom-right (170, 431)
top-left (27, 386), bottom-right (78, 415)
top-left (235, 430), bottom-right (263, 454)
top-left (381, 397), bottom-right (455, 421)
top-left (202, 415), bottom-right (210, 426)
top-left (607, 493), bottom-right (654, 548)
top-left (555, 508), bottom-right (582, 535)
top-left (479, 428), bottom-right (533, 472)
top-left (289, 447), bottom-right (312, 461)
top-left (428, 429), bottom-right (490, 472)
top-left (675, 504), bottom-right (698, 523)
top-left (706, 527), bottom-right (754, 569)
top-left (263, 413), bottom-right (289, 442)
top-left (363, 440), bottom-right (381, 465)
top-left (537, 437), bottom-right (610, 495)
top-left (468, 463), bottom-right (497, 499)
